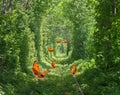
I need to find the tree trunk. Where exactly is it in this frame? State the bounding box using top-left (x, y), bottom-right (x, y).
top-left (2, 0), bottom-right (7, 14)
top-left (8, 0), bottom-right (13, 14)
top-left (112, 0), bottom-right (117, 15)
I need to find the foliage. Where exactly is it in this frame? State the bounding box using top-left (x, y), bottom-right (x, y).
top-left (94, 0), bottom-right (120, 69)
top-left (0, 0), bottom-right (120, 95)
top-left (62, 0), bottom-right (97, 60)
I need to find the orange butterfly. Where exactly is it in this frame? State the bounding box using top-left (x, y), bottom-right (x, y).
top-left (47, 47), bottom-right (54, 52)
top-left (56, 39), bottom-right (62, 43)
top-left (51, 60), bottom-right (58, 68)
top-left (70, 65), bottom-right (77, 75)
top-left (64, 39), bottom-right (68, 44)
top-left (32, 61), bottom-right (50, 79)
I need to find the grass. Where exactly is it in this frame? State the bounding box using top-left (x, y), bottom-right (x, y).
top-left (0, 59), bottom-right (120, 95)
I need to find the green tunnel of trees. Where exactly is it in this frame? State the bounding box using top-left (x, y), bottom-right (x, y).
top-left (0, 0), bottom-right (120, 95)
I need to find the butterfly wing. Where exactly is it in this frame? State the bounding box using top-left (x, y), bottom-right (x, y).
top-left (41, 70), bottom-right (50, 76)
top-left (32, 61), bottom-right (40, 75)
top-left (32, 68), bottom-right (39, 75)
top-left (37, 74), bottom-right (44, 78)
top-left (70, 65), bottom-right (77, 74)
top-left (51, 60), bottom-right (58, 68)
top-left (51, 61), bottom-right (56, 68)
top-left (36, 70), bottom-right (50, 79)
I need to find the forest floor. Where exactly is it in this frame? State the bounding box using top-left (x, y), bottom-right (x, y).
top-left (0, 59), bottom-right (120, 95)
